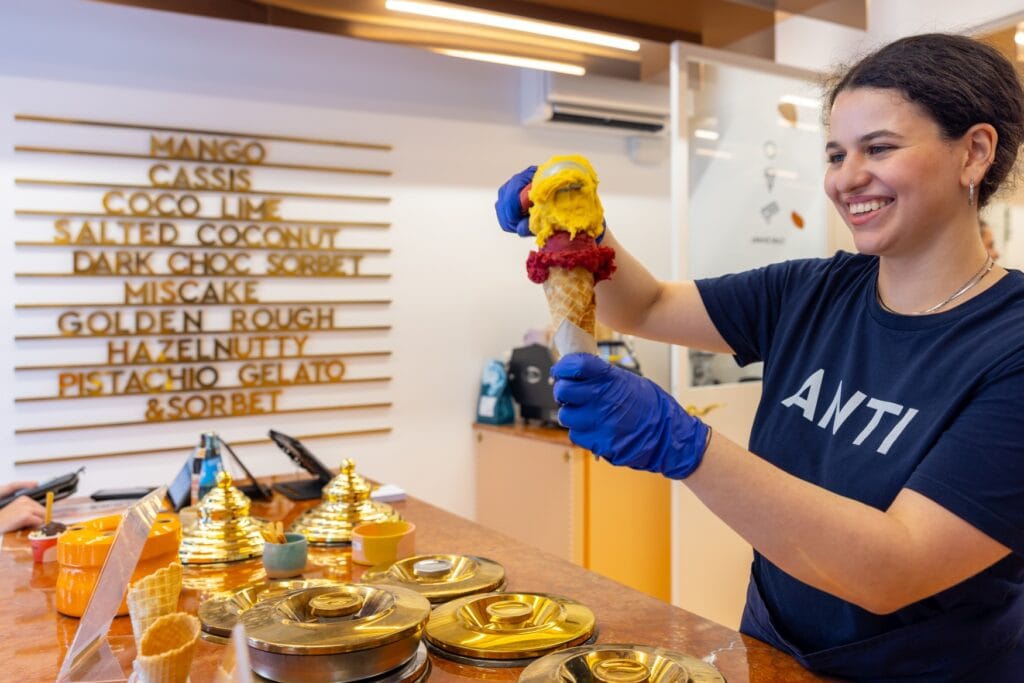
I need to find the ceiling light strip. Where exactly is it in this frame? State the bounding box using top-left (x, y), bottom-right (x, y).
top-left (432, 48), bottom-right (585, 75)
top-left (386, 0), bottom-right (639, 52)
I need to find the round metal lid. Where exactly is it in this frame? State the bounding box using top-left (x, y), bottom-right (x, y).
top-left (250, 641), bottom-right (432, 683)
top-left (243, 583), bottom-right (431, 656)
top-left (519, 644), bottom-right (725, 683)
top-left (199, 579), bottom-right (339, 637)
top-left (425, 592), bottom-right (596, 661)
top-left (361, 554), bottom-right (506, 604)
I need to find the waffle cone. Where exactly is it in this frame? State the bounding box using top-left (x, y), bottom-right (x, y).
top-left (543, 266), bottom-right (596, 338)
top-left (127, 563), bottom-right (182, 647)
top-left (134, 612), bottom-right (200, 683)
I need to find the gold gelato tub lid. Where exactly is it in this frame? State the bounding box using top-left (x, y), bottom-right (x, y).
top-left (243, 583), bottom-right (431, 656)
top-left (179, 471), bottom-right (267, 565)
top-left (519, 644), bottom-right (725, 683)
top-left (361, 554), bottom-right (506, 604)
top-left (199, 578), bottom-right (339, 638)
top-left (290, 460), bottom-right (401, 545)
top-left (425, 592), bottom-right (596, 662)
top-left (321, 458), bottom-right (372, 502)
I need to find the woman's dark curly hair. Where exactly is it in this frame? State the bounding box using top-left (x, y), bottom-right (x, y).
top-left (826, 33), bottom-right (1024, 208)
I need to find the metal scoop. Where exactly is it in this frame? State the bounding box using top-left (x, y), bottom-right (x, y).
top-left (520, 159), bottom-right (590, 211)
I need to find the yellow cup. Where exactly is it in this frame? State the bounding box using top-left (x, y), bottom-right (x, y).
top-left (351, 520), bottom-right (415, 566)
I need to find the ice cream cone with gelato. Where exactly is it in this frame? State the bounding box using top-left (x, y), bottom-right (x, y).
top-left (127, 562), bottom-right (183, 649)
top-left (133, 612), bottom-right (200, 683)
top-left (524, 155), bottom-right (616, 352)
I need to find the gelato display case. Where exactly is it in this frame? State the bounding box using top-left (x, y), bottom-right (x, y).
top-left (0, 475), bottom-right (828, 683)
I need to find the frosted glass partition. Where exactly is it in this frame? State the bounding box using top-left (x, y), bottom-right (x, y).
top-left (671, 44), bottom-right (827, 387)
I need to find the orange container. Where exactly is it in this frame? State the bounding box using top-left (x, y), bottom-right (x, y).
top-left (56, 512), bottom-right (181, 617)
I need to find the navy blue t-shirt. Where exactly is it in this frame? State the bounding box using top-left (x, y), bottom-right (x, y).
top-left (696, 252), bottom-right (1024, 682)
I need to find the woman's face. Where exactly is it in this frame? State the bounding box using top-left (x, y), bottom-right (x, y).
top-left (824, 87), bottom-right (965, 257)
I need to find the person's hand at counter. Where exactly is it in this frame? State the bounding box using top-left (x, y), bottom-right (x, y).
top-left (552, 353), bottom-right (710, 479)
top-left (0, 490), bottom-right (45, 534)
top-left (494, 165), bottom-right (537, 237)
top-left (0, 480), bottom-right (39, 500)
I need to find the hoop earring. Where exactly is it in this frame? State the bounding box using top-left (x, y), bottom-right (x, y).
top-left (969, 179), bottom-right (975, 206)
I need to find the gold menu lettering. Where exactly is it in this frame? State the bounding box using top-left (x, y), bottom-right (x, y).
top-left (149, 135), bottom-right (267, 164)
top-left (145, 390), bottom-right (283, 421)
top-left (13, 114), bottom-right (391, 444)
top-left (195, 224), bottom-right (340, 249)
top-left (73, 250), bottom-right (155, 274)
top-left (59, 365), bottom-right (219, 396)
top-left (106, 335), bottom-right (309, 364)
top-left (102, 190), bottom-right (202, 217)
top-left (220, 197), bottom-right (281, 220)
top-left (229, 307), bottom-right (335, 332)
top-left (265, 253), bottom-right (363, 276)
top-left (123, 280), bottom-right (259, 304)
top-left (148, 164), bottom-right (253, 191)
top-left (58, 309), bottom-right (204, 335)
top-left (166, 251), bottom-right (252, 275)
top-left (55, 219), bottom-right (179, 245)
top-left (237, 359), bottom-right (347, 387)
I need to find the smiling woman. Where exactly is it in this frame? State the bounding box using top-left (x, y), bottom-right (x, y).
top-left (495, 31), bottom-right (1024, 683)
top-left (822, 35), bottom-right (1024, 314)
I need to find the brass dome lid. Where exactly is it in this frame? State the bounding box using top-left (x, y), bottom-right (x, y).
top-left (322, 458), bottom-right (373, 502)
top-left (243, 583), bottom-right (431, 656)
top-left (290, 460), bottom-right (401, 545)
top-left (179, 471), bottom-right (266, 565)
top-left (519, 644), bottom-right (725, 683)
top-left (361, 554), bottom-right (505, 604)
top-left (199, 578), bottom-right (340, 637)
top-left (425, 592), bottom-right (596, 661)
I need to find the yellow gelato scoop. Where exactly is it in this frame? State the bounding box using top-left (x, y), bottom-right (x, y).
top-left (527, 154), bottom-right (605, 247)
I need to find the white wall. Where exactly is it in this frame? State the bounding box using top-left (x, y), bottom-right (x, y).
top-left (0, 0), bottom-right (672, 518)
top-left (775, 1), bottom-right (1024, 74)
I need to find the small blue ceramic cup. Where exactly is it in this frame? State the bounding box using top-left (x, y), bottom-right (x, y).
top-left (262, 532), bottom-right (308, 579)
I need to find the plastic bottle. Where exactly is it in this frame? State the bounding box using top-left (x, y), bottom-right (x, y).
top-left (197, 432), bottom-right (224, 499)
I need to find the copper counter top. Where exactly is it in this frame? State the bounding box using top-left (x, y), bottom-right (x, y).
top-left (475, 421), bottom-right (573, 446)
top-left (0, 485), bottom-right (833, 682)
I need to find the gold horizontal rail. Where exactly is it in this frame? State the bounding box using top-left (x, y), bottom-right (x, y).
top-left (13, 427), bottom-right (393, 465)
top-left (14, 114), bottom-right (393, 151)
top-left (15, 401), bottom-right (392, 434)
top-left (15, 242), bottom-right (391, 254)
top-left (15, 350), bottom-right (392, 371)
top-left (16, 178), bottom-right (391, 203)
top-left (15, 146), bottom-right (392, 176)
top-left (15, 299), bottom-right (392, 310)
top-left (15, 273), bottom-right (392, 280)
top-left (15, 210), bottom-right (390, 229)
top-left (15, 375), bottom-right (391, 402)
top-left (15, 324), bottom-right (391, 341)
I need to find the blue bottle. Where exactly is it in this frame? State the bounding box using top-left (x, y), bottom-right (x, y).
top-left (197, 432), bottom-right (224, 499)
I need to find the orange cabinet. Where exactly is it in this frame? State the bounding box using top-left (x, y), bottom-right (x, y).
top-left (474, 423), bottom-right (670, 601)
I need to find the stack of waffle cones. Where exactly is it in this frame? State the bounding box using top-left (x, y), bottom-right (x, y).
top-left (127, 562), bottom-right (183, 648)
top-left (133, 612), bottom-right (200, 683)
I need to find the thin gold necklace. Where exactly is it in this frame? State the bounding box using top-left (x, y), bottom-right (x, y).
top-left (877, 255), bottom-right (994, 315)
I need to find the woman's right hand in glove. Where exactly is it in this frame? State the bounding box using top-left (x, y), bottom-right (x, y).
top-left (494, 165), bottom-right (537, 237)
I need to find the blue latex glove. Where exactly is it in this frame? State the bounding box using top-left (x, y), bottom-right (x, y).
top-left (552, 354), bottom-right (710, 479)
top-left (494, 165), bottom-right (537, 237)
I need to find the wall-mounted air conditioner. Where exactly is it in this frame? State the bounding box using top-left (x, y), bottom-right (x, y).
top-left (521, 71), bottom-right (669, 136)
